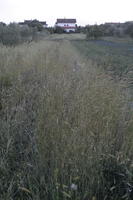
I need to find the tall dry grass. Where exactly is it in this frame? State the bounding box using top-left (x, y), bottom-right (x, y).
top-left (0, 39), bottom-right (132, 200)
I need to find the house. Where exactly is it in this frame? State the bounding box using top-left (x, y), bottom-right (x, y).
top-left (39, 21), bottom-right (48, 28)
top-left (55, 18), bottom-right (77, 32)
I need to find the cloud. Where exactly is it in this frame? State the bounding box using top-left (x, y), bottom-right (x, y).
top-left (0, 0), bottom-right (133, 25)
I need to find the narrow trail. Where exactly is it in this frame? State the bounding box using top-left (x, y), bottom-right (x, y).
top-left (50, 34), bottom-right (133, 110)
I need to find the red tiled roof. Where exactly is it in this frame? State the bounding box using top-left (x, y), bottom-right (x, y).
top-left (56, 19), bottom-right (76, 23)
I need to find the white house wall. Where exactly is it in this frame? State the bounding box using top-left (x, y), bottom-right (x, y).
top-left (66, 29), bottom-right (75, 32)
top-left (56, 23), bottom-right (76, 27)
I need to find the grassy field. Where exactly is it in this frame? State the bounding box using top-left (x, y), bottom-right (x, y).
top-left (0, 34), bottom-right (133, 200)
top-left (72, 35), bottom-right (133, 91)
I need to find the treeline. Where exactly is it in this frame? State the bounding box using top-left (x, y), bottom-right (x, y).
top-left (47, 26), bottom-right (85, 34)
top-left (86, 22), bottom-right (133, 39)
top-left (48, 22), bottom-right (133, 38)
top-left (0, 21), bottom-right (48, 46)
top-left (1, 20), bottom-right (133, 45)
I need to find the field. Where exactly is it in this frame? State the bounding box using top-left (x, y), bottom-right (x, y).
top-left (0, 34), bottom-right (133, 200)
top-left (73, 36), bottom-right (133, 88)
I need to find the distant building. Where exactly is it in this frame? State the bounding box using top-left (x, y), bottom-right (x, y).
top-left (18, 22), bottom-right (27, 27)
top-left (39, 21), bottom-right (48, 28)
top-left (19, 20), bottom-right (48, 28)
top-left (55, 18), bottom-right (77, 32)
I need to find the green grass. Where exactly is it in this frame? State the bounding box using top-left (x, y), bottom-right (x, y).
top-left (72, 38), bottom-right (133, 90)
top-left (103, 36), bottom-right (133, 44)
top-left (0, 35), bottom-right (133, 200)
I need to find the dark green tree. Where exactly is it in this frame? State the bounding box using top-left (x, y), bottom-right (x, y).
top-left (125, 23), bottom-right (133, 38)
top-left (54, 26), bottom-right (64, 34)
top-left (86, 25), bottom-right (103, 40)
top-left (28, 20), bottom-right (43, 31)
top-left (0, 23), bottom-right (21, 45)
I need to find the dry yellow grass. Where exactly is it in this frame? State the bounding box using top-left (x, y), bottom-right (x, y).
top-left (0, 37), bottom-right (132, 199)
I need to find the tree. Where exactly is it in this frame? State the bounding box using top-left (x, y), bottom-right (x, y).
top-left (54, 26), bottom-right (64, 34)
top-left (28, 20), bottom-right (43, 31)
top-left (0, 23), bottom-right (21, 45)
top-left (0, 22), bottom-right (6, 27)
top-left (125, 23), bottom-right (133, 38)
top-left (86, 25), bottom-right (103, 40)
top-left (76, 26), bottom-right (86, 33)
top-left (47, 27), bottom-right (54, 34)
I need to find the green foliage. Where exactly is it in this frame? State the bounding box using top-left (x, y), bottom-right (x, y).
top-left (73, 38), bottom-right (133, 83)
top-left (0, 36), bottom-right (132, 199)
top-left (54, 26), bottom-right (65, 34)
top-left (27, 19), bottom-right (43, 31)
top-left (0, 23), bottom-right (21, 45)
top-left (86, 23), bottom-right (127, 38)
top-left (0, 22), bottom-right (6, 27)
top-left (47, 27), bottom-right (55, 34)
top-left (0, 74), bottom-right (12, 88)
top-left (0, 22), bottom-right (48, 46)
top-left (101, 154), bottom-right (133, 199)
top-left (125, 24), bottom-right (133, 38)
top-left (20, 26), bottom-right (33, 38)
top-left (86, 25), bottom-right (103, 40)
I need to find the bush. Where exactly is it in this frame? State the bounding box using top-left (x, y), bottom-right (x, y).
top-left (125, 24), bottom-right (133, 38)
top-left (20, 26), bottom-right (33, 41)
top-left (0, 23), bottom-right (21, 45)
top-left (86, 25), bottom-right (103, 40)
top-left (0, 22), bottom-right (49, 46)
top-left (27, 19), bottom-right (44, 32)
top-left (54, 26), bottom-right (65, 34)
top-left (47, 27), bottom-right (55, 34)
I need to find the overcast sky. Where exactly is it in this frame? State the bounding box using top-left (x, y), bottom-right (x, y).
top-left (0, 0), bottom-right (133, 26)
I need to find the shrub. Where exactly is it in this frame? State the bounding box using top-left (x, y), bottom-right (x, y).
top-left (0, 22), bottom-right (47, 46)
top-left (86, 25), bottom-right (103, 40)
top-left (0, 23), bottom-right (21, 45)
top-left (27, 19), bottom-right (44, 32)
top-left (125, 24), bottom-right (133, 38)
top-left (54, 26), bottom-right (65, 34)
